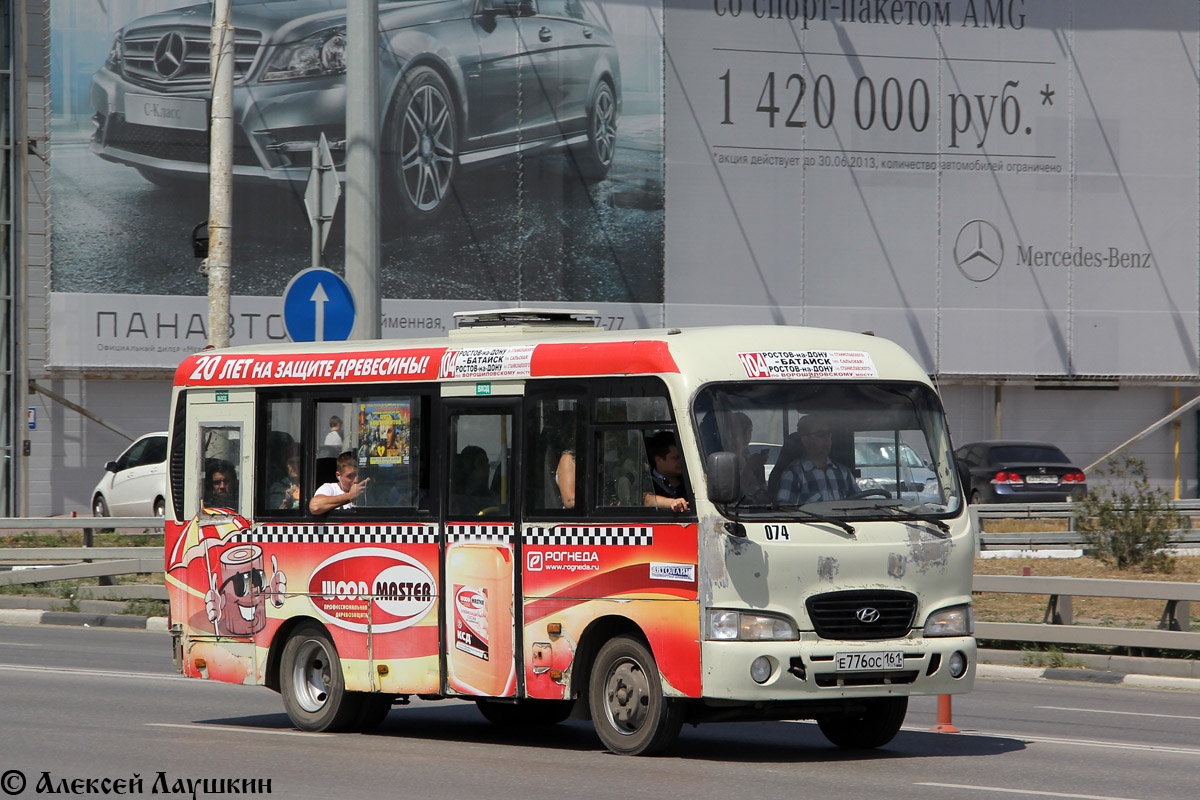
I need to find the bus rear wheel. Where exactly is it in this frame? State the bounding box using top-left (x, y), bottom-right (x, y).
top-left (280, 623), bottom-right (361, 732)
top-left (817, 696), bottom-right (908, 749)
top-left (588, 636), bottom-right (683, 756)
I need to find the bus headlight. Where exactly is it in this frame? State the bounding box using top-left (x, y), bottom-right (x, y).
top-left (923, 604), bottom-right (974, 637)
top-left (707, 610), bottom-right (798, 641)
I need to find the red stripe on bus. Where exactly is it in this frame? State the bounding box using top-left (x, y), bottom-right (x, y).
top-left (529, 341), bottom-right (679, 376)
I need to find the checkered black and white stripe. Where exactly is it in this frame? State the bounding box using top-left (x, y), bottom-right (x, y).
top-left (446, 524), bottom-right (513, 544)
top-left (232, 525), bottom-right (439, 545)
top-left (523, 526), bottom-right (654, 546)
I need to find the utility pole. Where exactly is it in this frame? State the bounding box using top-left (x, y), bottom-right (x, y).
top-left (345, 0), bottom-right (381, 340)
top-left (207, 0), bottom-right (235, 348)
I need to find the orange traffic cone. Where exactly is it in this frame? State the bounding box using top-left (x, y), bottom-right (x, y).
top-left (930, 694), bottom-right (960, 733)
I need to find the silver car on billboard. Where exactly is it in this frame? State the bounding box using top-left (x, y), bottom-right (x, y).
top-left (89, 0), bottom-right (621, 220)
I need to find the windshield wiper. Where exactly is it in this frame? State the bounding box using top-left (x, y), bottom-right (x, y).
top-left (833, 503), bottom-right (950, 536)
top-left (771, 504), bottom-right (857, 536)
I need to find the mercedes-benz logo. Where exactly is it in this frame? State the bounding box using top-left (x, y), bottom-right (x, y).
top-left (953, 219), bottom-right (1004, 282)
top-left (153, 32), bottom-right (188, 79)
top-left (855, 607), bottom-right (881, 624)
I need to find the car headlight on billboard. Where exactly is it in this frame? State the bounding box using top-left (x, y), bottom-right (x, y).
top-left (261, 28), bottom-right (348, 82)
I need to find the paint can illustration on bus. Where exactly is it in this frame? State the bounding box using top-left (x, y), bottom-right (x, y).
top-left (447, 543), bottom-right (514, 696)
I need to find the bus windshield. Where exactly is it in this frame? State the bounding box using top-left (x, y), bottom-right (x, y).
top-left (693, 382), bottom-right (961, 520)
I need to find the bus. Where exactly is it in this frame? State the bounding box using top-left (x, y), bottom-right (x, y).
top-left (164, 309), bottom-right (975, 755)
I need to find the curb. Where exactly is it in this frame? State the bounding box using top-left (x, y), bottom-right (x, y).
top-left (0, 609), bottom-right (168, 631)
top-left (976, 663), bottom-right (1200, 691)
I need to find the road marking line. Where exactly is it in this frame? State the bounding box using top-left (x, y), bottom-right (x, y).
top-left (0, 641), bottom-right (40, 646)
top-left (995, 732), bottom-right (1200, 756)
top-left (915, 782), bottom-right (1142, 800)
top-left (147, 723), bottom-right (333, 738)
top-left (1037, 705), bottom-right (1200, 722)
top-left (0, 663), bottom-right (185, 681)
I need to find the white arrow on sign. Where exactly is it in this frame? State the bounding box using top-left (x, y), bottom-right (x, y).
top-left (310, 282), bottom-right (329, 342)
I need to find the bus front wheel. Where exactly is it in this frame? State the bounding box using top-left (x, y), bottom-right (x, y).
top-left (588, 636), bottom-right (683, 756)
top-left (280, 624), bottom-right (361, 732)
top-left (817, 696), bottom-right (908, 749)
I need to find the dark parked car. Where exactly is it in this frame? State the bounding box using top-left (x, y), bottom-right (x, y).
top-left (954, 440), bottom-right (1086, 504)
top-left (89, 0), bottom-right (620, 220)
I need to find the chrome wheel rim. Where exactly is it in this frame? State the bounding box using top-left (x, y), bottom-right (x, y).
top-left (602, 656), bottom-right (650, 736)
top-left (291, 638), bottom-right (334, 713)
top-left (400, 83), bottom-right (455, 212)
top-left (591, 86), bottom-right (616, 167)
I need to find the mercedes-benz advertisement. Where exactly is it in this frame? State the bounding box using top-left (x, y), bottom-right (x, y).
top-left (89, 0), bottom-right (622, 221)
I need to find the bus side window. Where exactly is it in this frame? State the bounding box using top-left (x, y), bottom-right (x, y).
top-left (528, 396), bottom-right (580, 514)
top-left (259, 398), bottom-right (302, 515)
top-left (200, 425), bottom-right (242, 513)
top-left (597, 429), bottom-right (651, 507)
top-left (448, 410), bottom-right (513, 518)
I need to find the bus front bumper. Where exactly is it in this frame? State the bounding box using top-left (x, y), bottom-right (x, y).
top-left (699, 636), bottom-right (976, 701)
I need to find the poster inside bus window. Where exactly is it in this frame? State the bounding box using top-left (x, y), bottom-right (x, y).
top-left (357, 401), bottom-right (412, 467)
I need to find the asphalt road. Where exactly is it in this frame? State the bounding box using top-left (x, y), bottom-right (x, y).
top-left (49, 117), bottom-right (665, 304)
top-left (1, 624), bottom-right (1198, 800)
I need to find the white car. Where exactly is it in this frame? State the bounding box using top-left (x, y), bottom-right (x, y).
top-left (91, 431), bottom-right (169, 517)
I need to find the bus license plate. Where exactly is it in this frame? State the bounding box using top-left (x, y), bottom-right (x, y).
top-left (836, 651), bottom-right (904, 671)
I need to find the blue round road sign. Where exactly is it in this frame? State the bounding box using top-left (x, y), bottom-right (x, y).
top-left (282, 268), bottom-right (356, 342)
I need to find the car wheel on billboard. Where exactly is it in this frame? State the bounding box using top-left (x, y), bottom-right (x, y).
top-left (575, 80), bottom-right (616, 181)
top-left (386, 65), bottom-right (458, 221)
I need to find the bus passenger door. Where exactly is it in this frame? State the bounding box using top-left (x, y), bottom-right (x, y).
top-left (169, 391), bottom-right (263, 682)
top-left (441, 400), bottom-right (520, 698)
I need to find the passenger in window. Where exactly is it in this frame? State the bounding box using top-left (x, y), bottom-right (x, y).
top-left (554, 411), bottom-right (577, 508)
top-left (644, 432), bottom-right (690, 512)
top-left (556, 450), bottom-right (576, 509)
top-left (729, 412), bottom-right (770, 504)
top-left (773, 414), bottom-right (860, 504)
top-left (309, 451), bottom-right (370, 514)
top-left (321, 415), bottom-right (344, 458)
top-left (204, 459), bottom-right (239, 510)
top-left (269, 455), bottom-right (301, 510)
top-left (451, 445), bottom-right (495, 515)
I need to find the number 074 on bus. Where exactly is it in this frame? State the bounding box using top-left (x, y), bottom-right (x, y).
top-left (164, 309), bottom-right (975, 756)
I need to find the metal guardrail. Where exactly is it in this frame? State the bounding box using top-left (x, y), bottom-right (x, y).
top-left (975, 500), bottom-right (1200, 550)
top-left (973, 574), bottom-right (1199, 652)
top-left (0, 517), bottom-right (166, 600)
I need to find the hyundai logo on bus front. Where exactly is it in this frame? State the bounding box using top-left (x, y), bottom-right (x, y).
top-left (856, 607), bottom-right (881, 624)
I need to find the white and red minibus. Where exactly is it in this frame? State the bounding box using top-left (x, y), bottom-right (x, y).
top-left (165, 310), bottom-right (975, 755)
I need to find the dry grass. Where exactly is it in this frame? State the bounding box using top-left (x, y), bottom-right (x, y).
top-left (974, 556), bottom-right (1200, 628)
top-left (979, 518), bottom-right (1071, 533)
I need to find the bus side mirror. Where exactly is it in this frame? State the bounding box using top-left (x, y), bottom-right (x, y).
top-left (706, 451), bottom-right (739, 504)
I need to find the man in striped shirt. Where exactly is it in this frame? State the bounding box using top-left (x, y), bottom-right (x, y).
top-left (774, 415), bottom-right (859, 505)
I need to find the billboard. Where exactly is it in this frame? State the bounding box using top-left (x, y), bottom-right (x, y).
top-left (48, 0), bottom-right (1200, 376)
